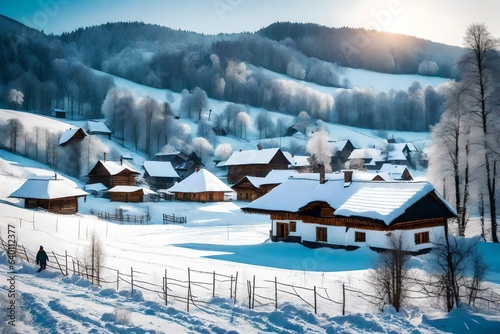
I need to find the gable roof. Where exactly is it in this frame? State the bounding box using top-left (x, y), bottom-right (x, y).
top-left (348, 148), bottom-right (384, 161)
top-left (91, 160), bottom-right (140, 176)
top-left (86, 120), bottom-right (112, 134)
top-left (167, 169), bottom-right (234, 193)
top-left (224, 148), bottom-right (291, 166)
top-left (143, 161), bottom-right (179, 178)
top-left (379, 164), bottom-right (412, 180)
top-left (10, 177), bottom-right (88, 200)
top-left (283, 152), bottom-right (310, 168)
top-left (243, 175), bottom-right (456, 225)
top-left (58, 128), bottom-right (87, 146)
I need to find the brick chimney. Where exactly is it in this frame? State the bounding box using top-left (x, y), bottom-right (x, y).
top-left (257, 144), bottom-right (262, 150)
top-left (195, 165), bottom-right (200, 172)
top-left (344, 170), bottom-right (353, 184)
top-left (319, 164), bottom-right (325, 184)
top-left (103, 152), bottom-right (107, 162)
top-left (120, 156), bottom-right (123, 165)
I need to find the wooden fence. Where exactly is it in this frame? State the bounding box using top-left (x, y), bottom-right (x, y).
top-left (163, 214), bottom-right (187, 224)
top-left (90, 209), bottom-right (150, 225)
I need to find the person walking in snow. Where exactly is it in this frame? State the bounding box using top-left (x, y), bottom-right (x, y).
top-left (36, 245), bottom-right (49, 272)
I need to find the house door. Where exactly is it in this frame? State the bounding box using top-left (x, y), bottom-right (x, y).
top-left (276, 223), bottom-right (289, 240)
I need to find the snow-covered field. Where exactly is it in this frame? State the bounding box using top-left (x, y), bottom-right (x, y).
top-left (1, 145), bottom-right (500, 333)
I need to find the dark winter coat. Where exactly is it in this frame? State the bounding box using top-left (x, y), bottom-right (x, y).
top-left (36, 250), bottom-right (49, 265)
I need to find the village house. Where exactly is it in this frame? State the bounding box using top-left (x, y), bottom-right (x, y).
top-left (10, 175), bottom-right (88, 214)
top-left (242, 170), bottom-right (456, 253)
top-left (347, 148), bottom-right (386, 170)
top-left (58, 127), bottom-right (87, 146)
top-left (224, 146), bottom-right (292, 184)
top-left (107, 186), bottom-right (157, 203)
top-left (231, 169), bottom-right (299, 201)
top-left (86, 120), bottom-right (112, 139)
top-left (153, 151), bottom-right (203, 180)
top-left (87, 153), bottom-right (140, 188)
top-left (142, 161), bottom-right (180, 190)
top-left (328, 140), bottom-right (356, 171)
top-left (379, 163), bottom-right (414, 181)
top-left (167, 167), bottom-right (234, 202)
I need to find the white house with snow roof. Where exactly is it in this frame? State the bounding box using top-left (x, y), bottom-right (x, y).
top-left (10, 175), bottom-right (88, 214)
top-left (242, 171), bottom-right (456, 253)
top-left (167, 168), bottom-right (234, 202)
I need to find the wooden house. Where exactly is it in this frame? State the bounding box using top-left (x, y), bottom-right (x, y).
top-left (142, 161), bottom-right (179, 190)
top-left (86, 120), bottom-right (112, 139)
top-left (87, 153), bottom-right (140, 188)
top-left (107, 186), bottom-right (157, 203)
top-left (53, 108), bottom-right (67, 119)
top-left (347, 148), bottom-right (385, 171)
top-left (379, 164), bottom-right (413, 181)
top-left (58, 128), bottom-right (87, 146)
top-left (153, 151), bottom-right (203, 180)
top-left (329, 140), bottom-right (356, 171)
top-left (231, 170), bottom-right (298, 201)
top-left (167, 168), bottom-right (234, 202)
top-left (242, 171), bottom-right (456, 253)
top-left (224, 147), bottom-right (291, 184)
top-left (9, 176), bottom-right (88, 214)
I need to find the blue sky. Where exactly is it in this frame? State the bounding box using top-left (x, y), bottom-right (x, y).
top-left (1, 0), bottom-right (498, 47)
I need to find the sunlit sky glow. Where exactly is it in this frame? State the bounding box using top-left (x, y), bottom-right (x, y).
top-left (1, 0), bottom-right (499, 47)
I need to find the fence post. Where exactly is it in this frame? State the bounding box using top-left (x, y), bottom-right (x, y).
top-left (65, 250), bottom-right (68, 276)
top-left (247, 280), bottom-right (251, 308)
top-left (342, 283), bottom-right (345, 316)
top-left (187, 267), bottom-right (191, 312)
top-left (230, 275), bottom-right (233, 299)
top-left (130, 267), bottom-right (134, 297)
top-left (164, 269), bottom-right (168, 306)
top-left (52, 251), bottom-right (65, 276)
top-left (314, 286), bottom-right (317, 314)
top-left (22, 245), bottom-right (29, 262)
top-left (117, 270), bottom-right (119, 291)
top-left (72, 259), bottom-right (75, 275)
top-left (275, 277), bottom-right (278, 310)
top-left (234, 271), bottom-right (238, 304)
top-left (213, 271), bottom-right (216, 298)
top-left (252, 275), bottom-right (256, 309)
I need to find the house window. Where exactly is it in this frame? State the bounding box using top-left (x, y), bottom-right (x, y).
top-left (316, 227), bottom-right (327, 242)
top-left (414, 231), bottom-right (430, 245)
top-left (290, 221), bottom-right (296, 232)
top-left (355, 231), bottom-right (366, 242)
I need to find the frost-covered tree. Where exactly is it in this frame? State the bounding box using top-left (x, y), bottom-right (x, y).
top-left (236, 111), bottom-right (251, 139)
top-left (215, 143), bottom-right (233, 161)
top-left (306, 121), bottom-right (333, 172)
top-left (191, 137), bottom-right (213, 164)
top-left (8, 89), bottom-right (24, 110)
top-left (295, 111), bottom-right (311, 136)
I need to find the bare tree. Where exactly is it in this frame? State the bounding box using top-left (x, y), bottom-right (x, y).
top-left (369, 233), bottom-right (412, 312)
top-left (458, 23), bottom-right (500, 242)
top-left (85, 230), bottom-right (105, 286)
top-left (7, 119), bottom-right (24, 154)
top-left (8, 89), bottom-right (24, 110)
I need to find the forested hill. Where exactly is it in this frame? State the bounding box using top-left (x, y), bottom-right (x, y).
top-left (258, 22), bottom-right (464, 78)
top-left (0, 16), bottom-right (461, 133)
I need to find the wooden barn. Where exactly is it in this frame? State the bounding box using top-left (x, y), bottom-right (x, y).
top-left (9, 176), bottom-right (88, 214)
top-left (87, 153), bottom-right (140, 188)
top-left (231, 170), bottom-right (298, 201)
top-left (107, 186), bottom-right (157, 203)
top-left (242, 170), bottom-right (456, 253)
top-left (167, 168), bottom-right (234, 202)
top-left (58, 128), bottom-right (87, 146)
top-left (224, 147), bottom-right (291, 184)
top-left (86, 120), bottom-right (112, 139)
top-left (142, 161), bottom-right (179, 190)
top-left (153, 151), bottom-right (204, 180)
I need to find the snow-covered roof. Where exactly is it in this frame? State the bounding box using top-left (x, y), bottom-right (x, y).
top-left (283, 152), bottom-right (310, 168)
top-left (10, 178), bottom-right (88, 199)
top-left (58, 128), bottom-right (86, 145)
top-left (143, 161), bottom-right (179, 178)
top-left (86, 120), bottom-right (112, 134)
top-left (168, 169), bottom-right (234, 193)
top-left (328, 140), bottom-right (349, 152)
top-left (107, 186), bottom-right (157, 195)
top-left (380, 164), bottom-right (408, 174)
top-left (348, 148), bottom-right (384, 161)
top-left (387, 150), bottom-right (407, 161)
top-left (263, 169), bottom-right (299, 184)
top-left (244, 175), bottom-right (455, 225)
top-left (224, 148), bottom-right (290, 166)
top-left (84, 183), bottom-right (108, 192)
top-left (98, 160), bottom-right (140, 175)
